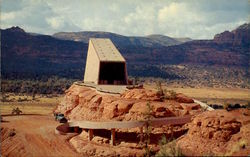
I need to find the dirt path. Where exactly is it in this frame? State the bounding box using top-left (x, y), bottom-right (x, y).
top-left (1, 115), bottom-right (82, 157)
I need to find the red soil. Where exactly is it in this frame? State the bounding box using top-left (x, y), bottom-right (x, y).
top-left (1, 115), bottom-right (82, 157)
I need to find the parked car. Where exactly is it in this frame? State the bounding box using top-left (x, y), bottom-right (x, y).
top-left (54, 113), bottom-right (67, 123)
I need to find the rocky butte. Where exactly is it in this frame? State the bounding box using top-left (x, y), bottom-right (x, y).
top-left (54, 38), bottom-right (250, 156)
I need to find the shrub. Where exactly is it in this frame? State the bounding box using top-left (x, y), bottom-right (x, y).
top-left (142, 102), bottom-right (154, 157)
top-left (239, 139), bottom-right (247, 149)
top-left (156, 136), bottom-right (184, 157)
top-left (156, 81), bottom-right (164, 97)
top-left (247, 101), bottom-right (250, 109)
top-left (223, 103), bottom-right (230, 111)
top-left (224, 139), bottom-right (248, 156)
top-left (163, 90), bottom-right (177, 100)
top-left (18, 97), bottom-right (22, 102)
top-left (169, 90), bottom-right (177, 99)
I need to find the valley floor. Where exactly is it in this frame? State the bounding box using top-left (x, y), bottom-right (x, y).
top-left (0, 86), bottom-right (249, 156)
top-left (144, 84), bottom-right (250, 105)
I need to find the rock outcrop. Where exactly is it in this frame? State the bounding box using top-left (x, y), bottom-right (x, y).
top-left (177, 109), bottom-right (250, 156)
top-left (55, 84), bottom-right (200, 122)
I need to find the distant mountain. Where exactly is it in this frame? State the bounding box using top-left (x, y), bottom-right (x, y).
top-left (146, 34), bottom-right (184, 46)
top-left (1, 26), bottom-right (87, 79)
top-left (174, 37), bottom-right (193, 43)
top-left (53, 31), bottom-right (184, 47)
top-left (122, 23), bottom-right (249, 66)
top-left (1, 23), bottom-right (249, 80)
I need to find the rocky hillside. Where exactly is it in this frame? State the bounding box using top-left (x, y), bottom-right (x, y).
top-left (1, 23), bottom-right (249, 82)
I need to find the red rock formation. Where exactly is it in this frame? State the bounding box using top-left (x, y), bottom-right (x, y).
top-left (176, 93), bottom-right (194, 103)
top-left (121, 89), bottom-right (161, 101)
top-left (54, 84), bottom-right (202, 156)
top-left (55, 84), bottom-right (199, 122)
top-left (177, 109), bottom-right (250, 156)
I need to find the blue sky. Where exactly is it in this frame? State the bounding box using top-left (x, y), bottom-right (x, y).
top-left (1, 0), bottom-right (249, 39)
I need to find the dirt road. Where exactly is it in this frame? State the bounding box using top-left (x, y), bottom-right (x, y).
top-left (1, 115), bottom-right (82, 157)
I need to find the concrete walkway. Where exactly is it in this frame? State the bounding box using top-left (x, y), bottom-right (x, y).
top-left (193, 99), bottom-right (214, 111)
top-left (74, 81), bottom-right (127, 94)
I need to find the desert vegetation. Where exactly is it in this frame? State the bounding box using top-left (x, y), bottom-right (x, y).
top-left (1, 76), bottom-right (76, 95)
top-left (130, 64), bottom-right (249, 89)
top-left (224, 139), bottom-right (248, 156)
top-left (156, 136), bottom-right (183, 157)
top-left (0, 93), bottom-right (61, 115)
top-left (142, 102), bottom-right (154, 157)
top-left (141, 102), bottom-right (184, 157)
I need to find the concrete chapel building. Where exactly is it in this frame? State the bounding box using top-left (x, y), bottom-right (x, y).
top-left (84, 38), bottom-right (128, 85)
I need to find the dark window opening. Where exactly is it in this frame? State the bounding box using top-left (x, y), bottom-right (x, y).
top-left (98, 62), bottom-right (127, 85)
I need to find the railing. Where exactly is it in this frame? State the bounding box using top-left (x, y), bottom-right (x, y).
top-left (56, 116), bottom-right (192, 146)
top-left (68, 116), bottom-right (191, 129)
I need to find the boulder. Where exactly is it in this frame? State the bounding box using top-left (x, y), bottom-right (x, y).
top-left (176, 93), bottom-right (194, 103)
top-left (121, 89), bottom-right (160, 101)
top-left (180, 103), bottom-right (200, 111)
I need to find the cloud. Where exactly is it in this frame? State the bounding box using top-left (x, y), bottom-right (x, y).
top-left (0, 0), bottom-right (80, 34)
top-left (158, 2), bottom-right (202, 25)
top-left (123, 5), bottom-right (158, 35)
top-left (1, 0), bottom-right (249, 39)
top-left (109, 3), bottom-right (119, 12)
top-left (156, 1), bottom-right (249, 39)
top-left (46, 17), bottom-right (64, 29)
top-left (1, 12), bottom-right (16, 21)
top-left (0, 0), bottom-right (25, 12)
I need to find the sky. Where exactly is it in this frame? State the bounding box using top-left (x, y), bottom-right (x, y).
top-left (1, 0), bottom-right (249, 39)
